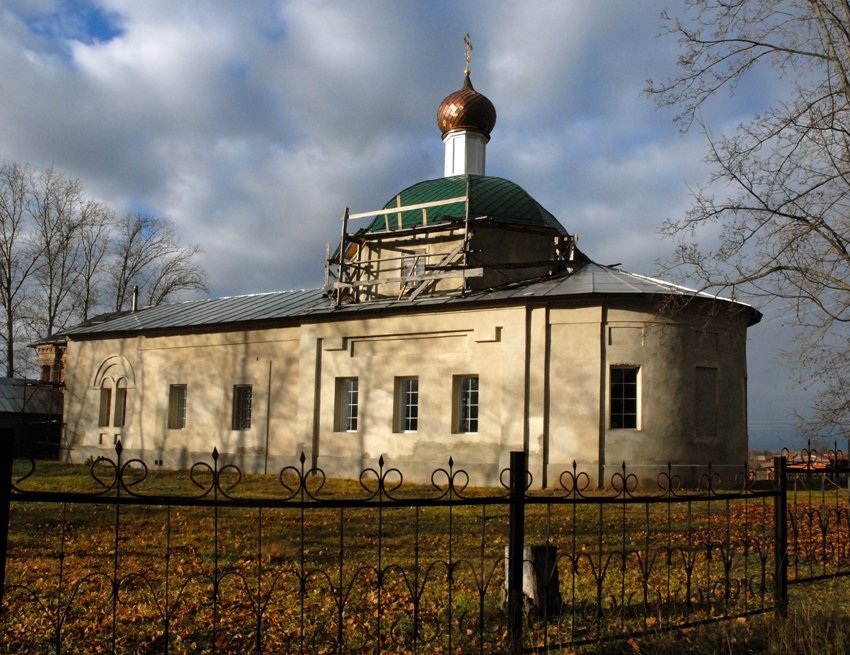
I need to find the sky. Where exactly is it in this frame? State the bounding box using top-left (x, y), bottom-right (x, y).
top-left (0, 0), bottom-right (819, 450)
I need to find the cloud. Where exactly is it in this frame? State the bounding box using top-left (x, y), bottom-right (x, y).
top-left (0, 0), bottom-right (814, 446)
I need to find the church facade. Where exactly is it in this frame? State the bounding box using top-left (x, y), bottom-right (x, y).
top-left (51, 66), bottom-right (761, 487)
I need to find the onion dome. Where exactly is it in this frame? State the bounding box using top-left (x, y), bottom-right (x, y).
top-left (437, 71), bottom-right (497, 142)
top-left (367, 174), bottom-right (567, 235)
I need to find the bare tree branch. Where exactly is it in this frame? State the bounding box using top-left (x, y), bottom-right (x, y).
top-left (108, 212), bottom-right (208, 312)
top-left (0, 163), bottom-right (40, 376)
top-left (649, 0), bottom-right (850, 434)
top-left (0, 163), bottom-right (209, 376)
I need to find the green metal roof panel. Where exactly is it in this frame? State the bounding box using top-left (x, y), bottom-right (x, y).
top-left (368, 175), bottom-right (568, 235)
top-left (369, 176), bottom-right (467, 231)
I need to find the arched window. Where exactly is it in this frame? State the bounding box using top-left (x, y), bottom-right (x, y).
top-left (113, 378), bottom-right (127, 427)
top-left (93, 356), bottom-right (135, 430)
top-left (97, 377), bottom-right (128, 428)
top-left (98, 379), bottom-right (112, 427)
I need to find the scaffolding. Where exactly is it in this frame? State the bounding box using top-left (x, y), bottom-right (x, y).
top-left (325, 191), bottom-right (486, 305)
top-left (324, 188), bottom-right (582, 306)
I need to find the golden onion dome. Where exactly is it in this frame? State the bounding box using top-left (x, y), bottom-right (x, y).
top-left (437, 71), bottom-right (497, 142)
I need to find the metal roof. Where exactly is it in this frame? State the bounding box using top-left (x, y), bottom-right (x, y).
top-left (306, 262), bottom-right (761, 322)
top-left (57, 262), bottom-right (760, 339)
top-left (0, 379), bottom-right (63, 415)
top-left (366, 175), bottom-right (568, 235)
top-left (60, 288), bottom-right (330, 336)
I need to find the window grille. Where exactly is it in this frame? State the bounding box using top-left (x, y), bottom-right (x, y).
top-left (397, 377), bottom-right (419, 432)
top-left (168, 385), bottom-right (187, 429)
top-left (232, 385), bottom-right (253, 430)
top-left (456, 375), bottom-right (479, 433)
top-left (610, 367), bottom-right (639, 429)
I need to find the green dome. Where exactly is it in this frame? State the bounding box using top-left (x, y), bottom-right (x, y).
top-left (367, 175), bottom-right (568, 235)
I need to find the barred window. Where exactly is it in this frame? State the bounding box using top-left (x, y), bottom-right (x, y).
top-left (167, 384), bottom-right (187, 430)
top-left (232, 385), bottom-right (253, 430)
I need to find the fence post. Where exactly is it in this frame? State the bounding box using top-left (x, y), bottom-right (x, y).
top-left (0, 429), bottom-right (14, 612)
top-left (507, 450), bottom-right (527, 655)
top-left (773, 455), bottom-right (788, 618)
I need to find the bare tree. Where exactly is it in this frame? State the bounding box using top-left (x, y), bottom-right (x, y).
top-left (647, 0), bottom-right (850, 433)
top-left (28, 168), bottom-right (86, 339)
top-left (0, 163), bottom-right (41, 377)
top-left (108, 212), bottom-right (207, 312)
top-left (73, 201), bottom-right (113, 323)
top-left (0, 162), bottom-right (209, 377)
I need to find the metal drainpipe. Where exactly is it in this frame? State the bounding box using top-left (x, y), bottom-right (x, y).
top-left (523, 307), bottom-right (531, 455)
top-left (598, 301), bottom-right (608, 488)
top-left (263, 360), bottom-right (272, 475)
top-left (311, 338), bottom-right (323, 471)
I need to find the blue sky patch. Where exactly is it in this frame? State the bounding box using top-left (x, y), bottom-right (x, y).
top-left (23, 0), bottom-right (123, 46)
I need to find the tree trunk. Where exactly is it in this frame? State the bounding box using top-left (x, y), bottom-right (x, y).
top-left (504, 545), bottom-right (562, 619)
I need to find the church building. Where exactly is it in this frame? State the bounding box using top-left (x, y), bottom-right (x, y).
top-left (50, 60), bottom-right (761, 487)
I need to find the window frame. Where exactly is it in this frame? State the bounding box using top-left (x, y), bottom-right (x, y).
top-left (609, 366), bottom-right (640, 430)
top-left (394, 376), bottom-right (419, 433)
top-left (167, 384), bottom-right (188, 430)
top-left (454, 375), bottom-right (479, 434)
top-left (694, 366), bottom-right (719, 438)
top-left (113, 379), bottom-right (127, 428)
top-left (231, 384), bottom-right (253, 430)
top-left (98, 377), bottom-right (129, 429)
top-left (400, 251), bottom-right (426, 291)
top-left (335, 377), bottom-right (359, 432)
top-left (98, 383), bottom-right (112, 428)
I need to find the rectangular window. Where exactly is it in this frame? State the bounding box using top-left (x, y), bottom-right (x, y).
top-left (402, 253), bottom-right (425, 280)
top-left (610, 366), bottom-right (639, 429)
top-left (395, 377), bottom-right (419, 432)
top-left (167, 384), bottom-right (187, 430)
top-left (98, 387), bottom-right (112, 427)
top-left (232, 385), bottom-right (253, 430)
top-left (454, 375), bottom-right (479, 433)
top-left (335, 377), bottom-right (359, 432)
top-left (695, 366), bottom-right (718, 438)
top-left (113, 387), bottom-right (127, 427)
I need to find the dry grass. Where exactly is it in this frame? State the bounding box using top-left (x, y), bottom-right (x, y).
top-left (2, 461), bottom-right (848, 653)
top-left (600, 578), bottom-right (850, 655)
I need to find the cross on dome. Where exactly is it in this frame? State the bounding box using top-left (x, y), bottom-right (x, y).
top-left (437, 35), bottom-right (497, 176)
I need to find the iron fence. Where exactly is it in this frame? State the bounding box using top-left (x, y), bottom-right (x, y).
top-left (0, 434), bottom-right (848, 654)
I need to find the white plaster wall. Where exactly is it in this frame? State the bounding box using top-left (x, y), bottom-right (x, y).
top-left (542, 298), bottom-right (751, 487)
top-left (307, 307), bottom-right (522, 485)
top-left (62, 296), bottom-right (752, 489)
top-left (64, 327), bottom-right (304, 472)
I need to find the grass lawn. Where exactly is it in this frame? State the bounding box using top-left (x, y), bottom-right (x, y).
top-left (1, 461), bottom-right (848, 653)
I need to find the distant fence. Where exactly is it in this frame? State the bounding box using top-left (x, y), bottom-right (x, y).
top-left (0, 435), bottom-right (848, 654)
